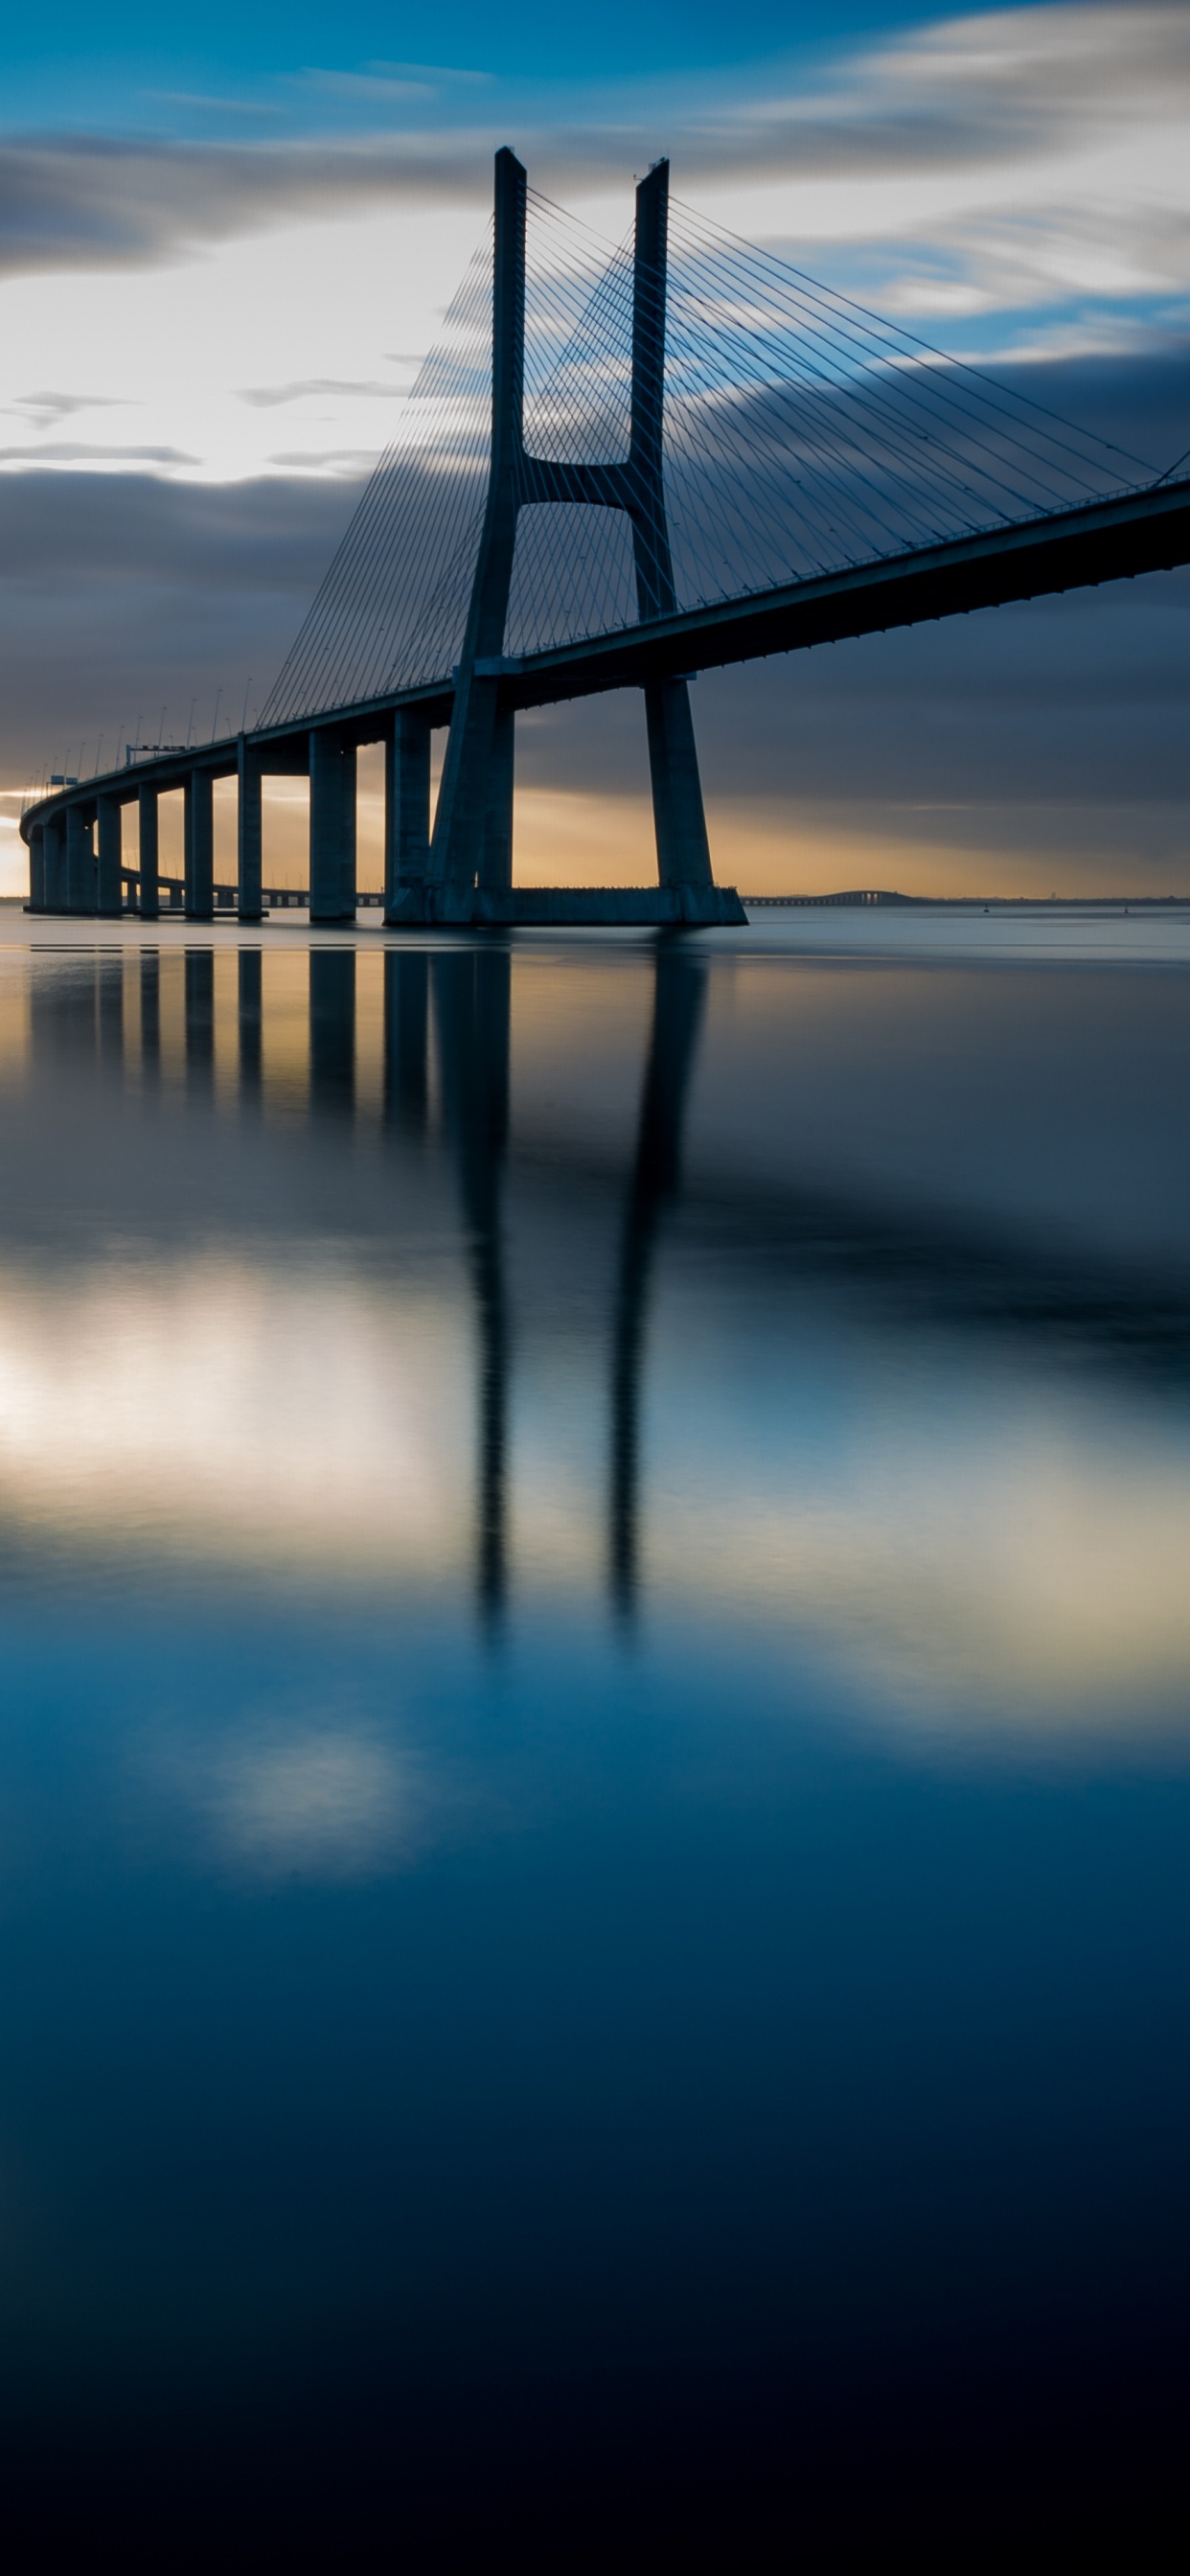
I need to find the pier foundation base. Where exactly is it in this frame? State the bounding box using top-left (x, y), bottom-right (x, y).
top-left (383, 884), bottom-right (746, 928)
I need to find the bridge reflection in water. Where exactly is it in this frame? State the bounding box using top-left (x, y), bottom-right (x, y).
top-left (23, 922), bottom-right (1190, 1699)
top-left (378, 937), bottom-right (701, 1628)
top-left (424, 937), bottom-right (704, 1627)
top-left (29, 934), bottom-right (704, 1632)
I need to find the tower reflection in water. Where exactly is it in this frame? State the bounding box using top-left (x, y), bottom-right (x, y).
top-left (25, 925), bottom-right (1190, 1711)
top-left (431, 948), bottom-right (511, 1625)
top-left (35, 934), bottom-right (700, 1633)
top-left (390, 937), bottom-right (700, 1629)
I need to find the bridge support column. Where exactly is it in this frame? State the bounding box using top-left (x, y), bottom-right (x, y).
top-left (54, 819), bottom-right (70, 912)
top-left (479, 702), bottom-right (515, 892)
top-left (627, 163), bottom-right (714, 895)
top-left (430, 678), bottom-right (503, 904)
top-left (645, 678), bottom-right (713, 890)
top-left (66, 805), bottom-right (94, 914)
top-left (238, 739), bottom-right (263, 922)
top-left (185, 771), bottom-right (214, 921)
top-left (47, 818), bottom-right (67, 922)
top-left (28, 824), bottom-right (45, 911)
top-left (40, 824), bottom-right (57, 916)
top-left (383, 711), bottom-right (431, 917)
top-left (426, 149), bottom-right (526, 907)
top-left (138, 785), bottom-right (159, 919)
top-left (96, 794), bottom-right (123, 917)
top-left (309, 727), bottom-right (356, 923)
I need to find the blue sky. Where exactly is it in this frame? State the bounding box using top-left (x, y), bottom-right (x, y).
top-left (2, 2), bottom-right (1189, 892)
top-left (6, 3), bottom-right (1013, 111)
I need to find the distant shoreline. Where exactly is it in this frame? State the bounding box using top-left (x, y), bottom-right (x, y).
top-left (742, 892), bottom-right (1190, 909)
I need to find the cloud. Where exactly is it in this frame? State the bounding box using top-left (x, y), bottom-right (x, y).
top-left (6, 387), bottom-right (124, 429)
top-left (266, 447), bottom-right (380, 471)
top-left (239, 375), bottom-right (411, 406)
top-left (0, 5), bottom-right (1187, 305)
top-left (292, 71), bottom-right (437, 107)
top-left (0, 470), bottom-right (354, 762)
top-left (0, 441), bottom-right (197, 465)
top-left (0, 133), bottom-right (492, 280)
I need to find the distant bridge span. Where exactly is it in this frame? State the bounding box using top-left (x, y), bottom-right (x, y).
top-left (22, 149), bottom-right (1190, 928)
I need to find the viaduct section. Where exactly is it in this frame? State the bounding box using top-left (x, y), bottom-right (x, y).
top-left (20, 151), bottom-right (1190, 927)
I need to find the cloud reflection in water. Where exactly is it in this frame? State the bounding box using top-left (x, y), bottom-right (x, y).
top-left (1, 921), bottom-right (1189, 1760)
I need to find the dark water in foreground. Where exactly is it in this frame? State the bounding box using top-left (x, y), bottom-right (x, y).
top-left (3, 908), bottom-right (1190, 2563)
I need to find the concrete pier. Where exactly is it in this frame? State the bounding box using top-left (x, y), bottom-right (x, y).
top-left (645, 679), bottom-right (713, 891)
top-left (96, 795), bottom-right (123, 918)
top-left (309, 727), bottom-right (356, 923)
top-left (138, 785), bottom-right (159, 920)
top-left (185, 772), bottom-right (214, 921)
top-left (386, 882), bottom-right (744, 927)
top-left (383, 711), bottom-right (431, 918)
top-left (41, 819), bottom-right (57, 912)
top-left (66, 805), bottom-right (93, 913)
top-left (480, 702), bottom-right (515, 893)
top-left (28, 824), bottom-right (45, 912)
top-left (238, 740), bottom-right (263, 922)
top-left (49, 818), bottom-right (67, 912)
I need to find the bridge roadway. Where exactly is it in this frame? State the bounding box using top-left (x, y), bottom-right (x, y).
top-left (23, 466), bottom-right (1190, 929)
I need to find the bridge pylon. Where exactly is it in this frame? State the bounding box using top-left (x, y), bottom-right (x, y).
top-left (400, 149), bottom-right (742, 927)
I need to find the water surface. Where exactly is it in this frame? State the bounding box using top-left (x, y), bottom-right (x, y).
top-left (3, 907), bottom-right (1190, 2559)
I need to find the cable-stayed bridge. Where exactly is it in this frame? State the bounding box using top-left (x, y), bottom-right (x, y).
top-left (23, 149), bottom-right (1190, 926)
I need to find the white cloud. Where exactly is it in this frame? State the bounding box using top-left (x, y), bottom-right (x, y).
top-left (0, 7), bottom-right (1187, 488)
top-left (0, 202), bottom-right (486, 482)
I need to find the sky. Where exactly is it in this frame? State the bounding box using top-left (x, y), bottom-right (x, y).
top-left (2, 1), bottom-right (1189, 894)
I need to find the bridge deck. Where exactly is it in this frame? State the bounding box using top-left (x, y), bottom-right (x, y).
top-left (22, 471), bottom-right (1190, 842)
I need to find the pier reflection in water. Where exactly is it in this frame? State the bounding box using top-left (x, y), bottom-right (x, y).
top-left (4, 919), bottom-right (1190, 2559)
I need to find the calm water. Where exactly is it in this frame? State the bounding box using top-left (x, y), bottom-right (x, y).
top-left (3, 907), bottom-right (1190, 2560)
